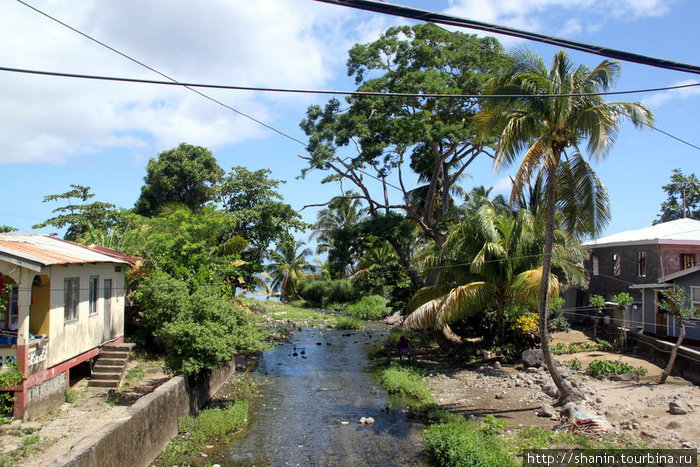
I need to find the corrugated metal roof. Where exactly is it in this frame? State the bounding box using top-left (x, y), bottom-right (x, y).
top-left (582, 219), bottom-right (700, 248)
top-left (0, 234), bottom-right (132, 267)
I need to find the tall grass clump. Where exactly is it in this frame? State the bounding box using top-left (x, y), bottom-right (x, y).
top-left (297, 279), bottom-right (356, 307)
top-left (344, 295), bottom-right (389, 320)
top-left (423, 419), bottom-right (517, 467)
top-left (381, 362), bottom-right (431, 400)
top-left (335, 316), bottom-right (365, 330)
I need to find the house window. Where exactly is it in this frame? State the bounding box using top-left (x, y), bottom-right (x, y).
top-left (638, 251), bottom-right (647, 277)
top-left (64, 278), bottom-right (79, 322)
top-left (613, 253), bottom-right (621, 277)
top-left (592, 256), bottom-right (599, 276)
top-left (103, 279), bottom-right (112, 316)
top-left (88, 276), bottom-right (99, 315)
top-left (680, 254), bottom-right (696, 270)
top-left (8, 287), bottom-right (18, 330)
top-left (692, 287), bottom-right (700, 314)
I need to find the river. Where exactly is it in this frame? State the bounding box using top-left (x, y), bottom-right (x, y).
top-left (217, 326), bottom-right (427, 466)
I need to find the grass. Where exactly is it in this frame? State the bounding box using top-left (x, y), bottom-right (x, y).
top-left (239, 297), bottom-right (339, 328)
top-left (0, 432), bottom-right (55, 467)
top-left (156, 400), bottom-right (249, 466)
top-left (335, 316), bottom-right (365, 330)
top-left (123, 367), bottom-right (146, 385)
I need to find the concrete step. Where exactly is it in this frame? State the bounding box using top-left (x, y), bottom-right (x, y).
top-left (100, 351), bottom-right (129, 360)
top-left (97, 358), bottom-right (127, 366)
top-left (88, 379), bottom-right (120, 388)
top-left (104, 343), bottom-right (135, 351)
top-left (91, 372), bottom-right (122, 381)
top-left (93, 365), bottom-right (123, 374)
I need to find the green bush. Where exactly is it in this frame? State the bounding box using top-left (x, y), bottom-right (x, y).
top-left (423, 420), bottom-right (517, 467)
top-left (344, 295), bottom-right (389, 320)
top-left (0, 363), bottom-right (24, 417)
top-left (380, 362), bottom-right (431, 401)
top-left (586, 359), bottom-right (648, 377)
top-left (297, 279), bottom-right (356, 307)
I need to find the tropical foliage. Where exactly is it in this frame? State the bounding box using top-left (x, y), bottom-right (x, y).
top-left (479, 49), bottom-right (653, 402)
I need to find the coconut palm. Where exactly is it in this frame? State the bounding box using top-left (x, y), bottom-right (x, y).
top-left (405, 204), bottom-right (561, 345)
top-left (479, 49), bottom-right (653, 402)
top-left (310, 195), bottom-right (366, 254)
top-left (266, 240), bottom-right (313, 301)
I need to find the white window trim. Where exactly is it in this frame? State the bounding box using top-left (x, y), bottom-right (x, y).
top-left (64, 277), bottom-right (79, 323)
top-left (88, 276), bottom-right (99, 316)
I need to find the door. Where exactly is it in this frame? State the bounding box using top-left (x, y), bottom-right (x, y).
top-left (655, 290), bottom-right (667, 337)
top-left (103, 279), bottom-right (112, 342)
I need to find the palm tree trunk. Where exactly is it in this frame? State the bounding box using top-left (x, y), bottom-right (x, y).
top-left (433, 320), bottom-right (462, 348)
top-left (540, 163), bottom-right (580, 404)
top-left (660, 324), bottom-right (685, 384)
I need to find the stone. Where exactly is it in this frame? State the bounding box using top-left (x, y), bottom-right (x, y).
top-left (234, 354), bottom-right (248, 372)
top-left (669, 401), bottom-right (691, 415)
top-left (538, 404), bottom-right (555, 418)
top-left (542, 384), bottom-right (559, 399)
top-left (383, 312), bottom-right (404, 325)
top-left (492, 361), bottom-right (502, 370)
top-left (667, 421), bottom-right (683, 430)
top-left (522, 349), bottom-right (544, 368)
top-left (610, 372), bottom-right (639, 382)
top-left (561, 402), bottom-right (579, 419)
top-left (495, 393), bottom-right (505, 400)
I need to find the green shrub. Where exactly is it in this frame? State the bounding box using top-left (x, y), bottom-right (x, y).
top-left (65, 388), bottom-right (78, 404)
top-left (568, 358), bottom-right (582, 371)
top-left (380, 362), bottom-right (431, 401)
top-left (586, 359), bottom-right (648, 377)
top-left (335, 316), bottom-right (365, 330)
top-left (0, 363), bottom-right (24, 417)
top-left (344, 295), bottom-right (389, 320)
top-left (423, 420), bottom-right (517, 467)
top-left (297, 279), bottom-right (356, 307)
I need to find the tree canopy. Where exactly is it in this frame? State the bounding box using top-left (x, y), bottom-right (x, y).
top-left (655, 169), bottom-right (700, 224)
top-left (134, 143), bottom-right (224, 216)
top-left (300, 24), bottom-right (507, 277)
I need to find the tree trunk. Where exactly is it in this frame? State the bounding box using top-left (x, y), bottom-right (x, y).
top-left (386, 237), bottom-right (424, 290)
top-left (433, 320), bottom-right (462, 349)
top-left (497, 301), bottom-right (505, 344)
top-left (660, 324), bottom-right (685, 384)
top-left (540, 163), bottom-right (580, 404)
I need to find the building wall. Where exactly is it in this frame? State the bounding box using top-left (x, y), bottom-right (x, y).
top-left (47, 263), bottom-right (125, 367)
top-left (659, 245), bottom-right (700, 277)
top-left (586, 244), bottom-right (662, 301)
top-left (668, 272), bottom-right (700, 342)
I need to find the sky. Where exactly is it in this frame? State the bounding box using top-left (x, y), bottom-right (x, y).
top-left (1, 0), bottom-right (699, 243)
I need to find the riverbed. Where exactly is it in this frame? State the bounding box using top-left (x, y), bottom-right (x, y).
top-left (219, 326), bottom-right (427, 466)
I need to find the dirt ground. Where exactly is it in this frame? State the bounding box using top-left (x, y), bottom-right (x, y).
top-left (0, 358), bottom-right (170, 467)
top-left (427, 329), bottom-right (700, 450)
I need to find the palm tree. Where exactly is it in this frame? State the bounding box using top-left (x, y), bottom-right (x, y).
top-left (405, 205), bottom-right (562, 345)
top-left (310, 195), bottom-right (366, 254)
top-left (479, 49), bottom-right (653, 403)
top-left (266, 240), bottom-right (313, 301)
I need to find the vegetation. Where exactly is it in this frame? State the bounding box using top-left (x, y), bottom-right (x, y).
top-left (156, 400), bottom-right (249, 466)
top-left (585, 359), bottom-right (648, 377)
top-left (479, 49), bottom-right (653, 403)
top-left (655, 168), bottom-right (700, 223)
top-left (423, 419), bottom-right (517, 467)
top-left (296, 278), bottom-right (356, 308)
top-left (335, 316), bottom-right (365, 330)
top-left (344, 295), bottom-right (389, 321)
top-left (0, 363), bottom-right (24, 417)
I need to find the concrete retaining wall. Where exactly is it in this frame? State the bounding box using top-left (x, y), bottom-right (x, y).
top-left (50, 357), bottom-right (239, 467)
top-left (626, 331), bottom-right (700, 385)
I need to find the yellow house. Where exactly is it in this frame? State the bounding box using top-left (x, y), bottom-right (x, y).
top-left (0, 234), bottom-right (139, 420)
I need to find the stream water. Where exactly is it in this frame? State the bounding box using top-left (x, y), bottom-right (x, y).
top-left (218, 326), bottom-right (427, 466)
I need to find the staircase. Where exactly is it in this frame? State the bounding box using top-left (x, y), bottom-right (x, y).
top-left (88, 342), bottom-right (135, 389)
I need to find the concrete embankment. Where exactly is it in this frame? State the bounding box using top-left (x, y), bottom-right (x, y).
top-left (50, 356), bottom-right (243, 467)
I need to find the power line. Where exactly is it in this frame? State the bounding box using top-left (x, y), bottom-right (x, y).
top-left (314, 0), bottom-right (700, 75)
top-left (2, 65), bottom-right (699, 100)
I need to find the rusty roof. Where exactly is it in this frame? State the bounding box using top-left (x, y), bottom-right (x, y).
top-left (0, 234), bottom-right (140, 269)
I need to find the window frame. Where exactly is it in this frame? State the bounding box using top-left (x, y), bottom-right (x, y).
top-left (64, 277), bottom-right (80, 323)
top-left (103, 279), bottom-right (112, 316)
top-left (613, 253), bottom-right (621, 277)
top-left (681, 253), bottom-right (696, 270)
top-left (88, 276), bottom-right (99, 316)
top-left (638, 251), bottom-right (647, 278)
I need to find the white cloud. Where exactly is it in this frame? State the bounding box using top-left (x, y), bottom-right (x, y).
top-left (642, 80), bottom-right (700, 109)
top-left (0, 0), bottom-right (392, 164)
top-left (445, 0), bottom-right (672, 43)
top-left (492, 176), bottom-right (513, 195)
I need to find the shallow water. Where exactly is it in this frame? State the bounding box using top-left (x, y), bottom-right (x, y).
top-left (219, 326), bottom-right (426, 466)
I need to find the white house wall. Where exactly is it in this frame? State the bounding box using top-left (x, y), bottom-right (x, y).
top-left (47, 263), bottom-right (125, 367)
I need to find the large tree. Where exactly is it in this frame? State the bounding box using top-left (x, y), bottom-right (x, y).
top-left (479, 49), bottom-right (653, 403)
top-left (134, 143), bottom-right (224, 216)
top-left (300, 24), bottom-right (507, 287)
top-left (655, 169), bottom-right (700, 224)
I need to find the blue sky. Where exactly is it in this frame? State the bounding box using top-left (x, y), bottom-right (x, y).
top-left (1, 0), bottom-right (698, 242)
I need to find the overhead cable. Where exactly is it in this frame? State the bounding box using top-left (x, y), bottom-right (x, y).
top-left (314, 0), bottom-right (700, 75)
top-left (2, 65), bottom-right (698, 99)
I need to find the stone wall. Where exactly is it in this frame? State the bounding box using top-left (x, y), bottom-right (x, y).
top-left (50, 356), bottom-right (240, 467)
